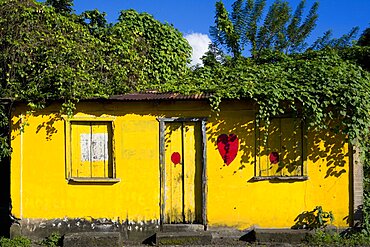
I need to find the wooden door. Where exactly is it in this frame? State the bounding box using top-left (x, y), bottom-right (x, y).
top-left (164, 122), bottom-right (202, 224)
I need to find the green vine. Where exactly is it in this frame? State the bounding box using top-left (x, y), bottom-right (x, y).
top-left (165, 48), bottom-right (370, 144)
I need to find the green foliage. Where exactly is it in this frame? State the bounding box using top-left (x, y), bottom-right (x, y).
top-left (0, 103), bottom-right (10, 157)
top-left (41, 232), bottom-right (62, 247)
top-left (310, 27), bottom-right (360, 50)
top-left (293, 206), bottom-right (334, 229)
top-left (0, 0), bottom-right (113, 104)
top-left (256, 0), bottom-right (291, 52)
top-left (210, 0), bottom-right (318, 57)
top-left (285, 0), bottom-right (319, 53)
top-left (79, 8), bottom-right (192, 89)
top-left (0, 0), bottom-right (368, 167)
top-left (0, 236), bottom-right (31, 247)
top-left (167, 48), bottom-right (370, 145)
top-left (0, 0), bottom-right (368, 234)
top-left (0, 0), bottom-right (191, 99)
top-left (80, 9), bottom-right (109, 36)
top-left (112, 9), bottom-right (191, 88)
top-left (45, 0), bottom-right (73, 14)
top-left (211, 1), bottom-right (242, 58)
top-left (314, 206), bottom-right (334, 228)
top-left (201, 43), bottom-right (227, 67)
top-left (358, 27), bottom-right (370, 47)
top-left (306, 230), bottom-right (370, 246)
top-left (337, 46), bottom-right (370, 71)
top-left (306, 230), bottom-right (342, 246)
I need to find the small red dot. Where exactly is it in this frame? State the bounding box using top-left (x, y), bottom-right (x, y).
top-left (269, 152), bottom-right (279, 164)
top-left (171, 152), bottom-right (181, 165)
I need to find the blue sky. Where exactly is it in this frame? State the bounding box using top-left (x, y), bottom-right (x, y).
top-left (72, 0), bottom-right (370, 65)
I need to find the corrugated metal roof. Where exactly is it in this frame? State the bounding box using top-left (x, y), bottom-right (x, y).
top-left (109, 92), bottom-right (211, 101)
top-left (1, 93), bottom-right (212, 104)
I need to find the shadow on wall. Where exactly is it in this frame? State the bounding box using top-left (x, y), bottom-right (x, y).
top-left (12, 102), bottom-right (349, 180)
top-left (11, 112), bottom-right (61, 142)
top-left (35, 114), bottom-right (61, 141)
top-left (207, 114), bottom-right (348, 179)
top-left (343, 205), bottom-right (364, 228)
top-left (255, 117), bottom-right (305, 177)
top-left (308, 122), bottom-right (348, 179)
top-left (292, 206), bottom-right (334, 229)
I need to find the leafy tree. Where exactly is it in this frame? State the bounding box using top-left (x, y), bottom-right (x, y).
top-left (309, 30), bottom-right (333, 50)
top-left (310, 27), bottom-right (359, 50)
top-left (0, 0), bottom-right (192, 100)
top-left (0, 0), bottom-right (109, 107)
top-left (358, 27), bottom-right (370, 46)
top-left (201, 43), bottom-right (227, 67)
top-left (79, 9), bottom-right (192, 90)
top-left (283, 0), bottom-right (318, 53)
top-left (210, 0), bottom-right (318, 58)
top-left (80, 9), bottom-right (110, 37)
top-left (210, 1), bottom-right (243, 58)
top-left (256, 0), bottom-right (291, 53)
top-left (45, 0), bottom-right (73, 14)
top-left (109, 9), bottom-right (191, 89)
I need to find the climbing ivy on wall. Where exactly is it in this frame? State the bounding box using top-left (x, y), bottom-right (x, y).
top-left (162, 48), bottom-right (370, 143)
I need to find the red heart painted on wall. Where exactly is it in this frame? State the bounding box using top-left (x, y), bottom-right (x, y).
top-left (217, 134), bottom-right (239, 166)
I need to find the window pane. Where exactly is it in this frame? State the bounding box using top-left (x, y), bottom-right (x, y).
top-left (71, 122), bottom-right (91, 177)
top-left (266, 119), bottom-right (281, 176)
top-left (258, 118), bottom-right (303, 177)
top-left (91, 122), bottom-right (111, 178)
top-left (280, 118), bottom-right (302, 176)
top-left (70, 121), bottom-right (113, 178)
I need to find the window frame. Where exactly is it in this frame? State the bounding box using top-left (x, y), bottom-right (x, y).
top-left (64, 117), bottom-right (119, 183)
top-left (253, 115), bottom-right (308, 181)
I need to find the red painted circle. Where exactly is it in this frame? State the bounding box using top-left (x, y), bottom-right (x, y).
top-left (171, 152), bottom-right (181, 165)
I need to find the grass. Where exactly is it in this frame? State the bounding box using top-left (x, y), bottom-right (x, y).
top-left (0, 236), bottom-right (31, 247)
top-left (0, 232), bottom-right (62, 247)
top-left (305, 229), bottom-right (370, 246)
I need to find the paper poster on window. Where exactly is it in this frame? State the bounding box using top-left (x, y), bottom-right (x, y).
top-left (80, 133), bottom-right (108, 161)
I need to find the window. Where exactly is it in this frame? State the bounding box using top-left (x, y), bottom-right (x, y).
top-left (255, 117), bottom-right (307, 179)
top-left (65, 119), bottom-right (118, 182)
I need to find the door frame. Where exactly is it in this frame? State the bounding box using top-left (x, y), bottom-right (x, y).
top-left (158, 117), bottom-right (207, 229)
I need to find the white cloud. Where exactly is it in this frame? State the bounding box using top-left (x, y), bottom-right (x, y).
top-left (184, 33), bottom-right (211, 67)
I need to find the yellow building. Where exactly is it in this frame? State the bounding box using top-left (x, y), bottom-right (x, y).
top-left (8, 93), bottom-right (362, 242)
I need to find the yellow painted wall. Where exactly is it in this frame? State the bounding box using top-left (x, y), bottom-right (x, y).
top-left (10, 100), bottom-right (350, 229)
